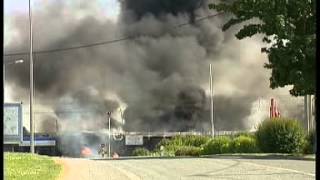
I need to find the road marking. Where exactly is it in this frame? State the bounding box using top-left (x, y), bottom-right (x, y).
top-left (243, 161), bottom-right (315, 177)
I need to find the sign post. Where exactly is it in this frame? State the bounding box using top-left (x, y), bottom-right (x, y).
top-left (125, 135), bottom-right (143, 145)
top-left (4, 103), bottom-right (23, 144)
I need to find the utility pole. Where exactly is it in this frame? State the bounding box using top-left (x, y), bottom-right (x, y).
top-left (308, 95), bottom-right (313, 130)
top-left (304, 95), bottom-right (314, 133)
top-left (313, 96), bottom-right (316, 153)
top-left (3, 64), bottom-right (5, 102)
top-left (209, 64), bottom-right (215, 138)
top-left (107, 112), bottom-right (112, 158)
top-left (29, 0), bottom-right (35, 154)
top-left (304, 95), bottom-right (309, 133)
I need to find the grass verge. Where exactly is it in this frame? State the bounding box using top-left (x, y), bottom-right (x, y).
top-left (4, 152), bottom-right (62, 180)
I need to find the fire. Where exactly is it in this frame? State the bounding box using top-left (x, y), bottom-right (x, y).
top-left (81, 146), bottom-right (92, 157)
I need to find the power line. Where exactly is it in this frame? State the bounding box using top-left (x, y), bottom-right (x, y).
top-left (23, 110), bottom-right (107, 114)
top-left (4, 37), bottom-right (132, 57)
top-left (175, 12), bottom-right (224, 28)
top-left (3, 12), bottom-right (224, 59)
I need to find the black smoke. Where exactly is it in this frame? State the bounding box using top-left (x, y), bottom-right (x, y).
top-left (121, 0), bottom-right (205, 22)
top-left (4, 0), bottom-right (304, 135)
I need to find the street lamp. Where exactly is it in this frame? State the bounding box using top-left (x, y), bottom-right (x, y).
top-left (3, 59), bottom-right (24, 102)
top-left (29, 0), bottom-right (35, 154)
top-left (209, 64), bottom-right (215, 138)
top-left (107, 112), bottom-right (112, 158)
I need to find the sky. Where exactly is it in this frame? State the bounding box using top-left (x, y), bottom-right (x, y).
top-left (4, 0), bottom-right (29, 14)
top-left (4, 0), bottom-right (120, 18)
top-left (4, 0), bottom-right (120, 47)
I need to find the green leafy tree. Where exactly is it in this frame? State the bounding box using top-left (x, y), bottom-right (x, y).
top-left (209, 0), bottom-right (315, 96)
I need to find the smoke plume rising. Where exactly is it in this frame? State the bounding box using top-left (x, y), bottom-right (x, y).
top-left (4, 0), bottom-right (304, 139)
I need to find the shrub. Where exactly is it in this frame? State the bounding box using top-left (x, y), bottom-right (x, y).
top-left (201, 136), bottom-right (232, 154)
top-left (256, 118), bottom-right (305, 153)
top-left (174, 146), bottom-right (201, 156)
top-left (303, 130), bottom-right (316, 154)
top-left (158, 135), bottom-right (210, 147)
top-left (230, 135), bottom-right (260, 153)
top-left (232, 132), bottom-right (255, 139)
top-left (182, 135), bottom-right (211, 147)
top-left (156, 138), bottom-right (171, 148)
top-left (155, 135), bottom-right (210, 153)
top-left (132, 147), bottom-right (150, 156)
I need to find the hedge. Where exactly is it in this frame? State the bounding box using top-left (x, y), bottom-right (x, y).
top-left (256, 118), bottom-right (305, 153)
top-left (230, 135), bottom-right (260, 153)
top-left (174, 146), bottom-right (201, 156)
top-left (201, 136), bottom-right (232, 154)
top-left (132, 147), bottom-right (150, 156)
top-left (303, 130), bottom-right (316, 154)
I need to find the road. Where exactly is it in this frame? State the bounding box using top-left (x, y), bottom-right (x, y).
top-left (55, 157), bottom-right (315, 180)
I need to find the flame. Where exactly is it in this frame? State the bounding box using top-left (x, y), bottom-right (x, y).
top-left (81, 147), bottom-right (93, 157)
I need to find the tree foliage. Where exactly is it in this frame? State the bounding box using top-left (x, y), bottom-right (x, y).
top-left (209, 0), bottom-right (316, 96)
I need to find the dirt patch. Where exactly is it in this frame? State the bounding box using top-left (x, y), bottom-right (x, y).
top-left (54, 158), bottom-right (68, 180)
top-left (53, 157), bottom-right (138, 180)
top-left (54, 158), bottom-right (90, 180)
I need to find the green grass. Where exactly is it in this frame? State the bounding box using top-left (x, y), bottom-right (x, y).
top-left (4, 152), bottom-right (62, 180)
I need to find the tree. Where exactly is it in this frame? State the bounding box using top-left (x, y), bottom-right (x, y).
top-left (209, 0), bottom-right (316, 96)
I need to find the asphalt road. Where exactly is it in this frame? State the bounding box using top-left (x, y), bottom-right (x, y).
top-left (56, 157), bottom-right (315, 180)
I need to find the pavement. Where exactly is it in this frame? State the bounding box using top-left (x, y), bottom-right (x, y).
top-left (55, 154), bottom-right (316, 180)
top-left (90, 153), bottom-right (315, 161)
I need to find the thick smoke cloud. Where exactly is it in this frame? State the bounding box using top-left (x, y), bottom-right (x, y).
top-left (4, 0), bottom-right (304, 136)
top-left (121, 0), bottom-right (205, 22)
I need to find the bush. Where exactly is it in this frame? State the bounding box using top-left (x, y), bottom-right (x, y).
top-left (201, 136), bottom-right (232, 155)
top-left (232, 132), bottom-right (255, 139)
top-left (156, 138), bottom-right (171, 148)
top-left (174, 146), bottom-right (201, 156)
top-left (157, 135), bottom-right (210, 147)
top-left (303, 130), bottom-right (316, 154)
top-left (132, 147), bottom-right (150, 156)
top-left (256, 118), bottom-right (305, 153)
top-left (182, 135), bottom-right (211, 147)
top-left (230, 135), bottom-right (260, 153)
top-left (155, 135), bottom-right (210, 154)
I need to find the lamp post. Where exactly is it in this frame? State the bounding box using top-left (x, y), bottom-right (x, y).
top-left (107, 112), bottom-right (112, 158)
top-left (3, 59), bottom-right (24, 102)
top-left (29, 0), bottom-right (35, 154)
top-left (209, 64), bottom-right (215, 138)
